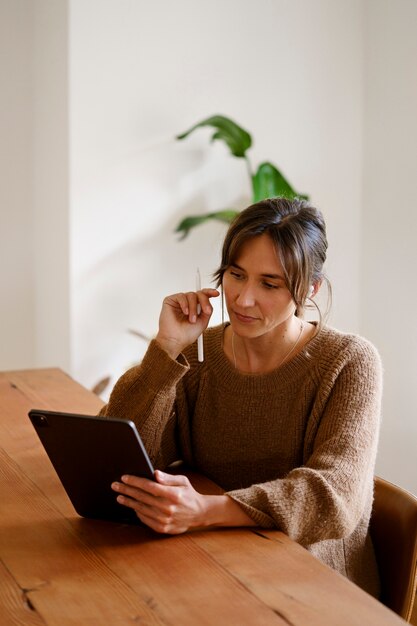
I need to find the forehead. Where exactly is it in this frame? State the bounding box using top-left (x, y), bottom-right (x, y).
top-left (233, 234), bottom-right (284, 274)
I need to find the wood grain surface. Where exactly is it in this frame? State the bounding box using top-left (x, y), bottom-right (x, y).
top-left (0, 368), bottom-right (406, 625)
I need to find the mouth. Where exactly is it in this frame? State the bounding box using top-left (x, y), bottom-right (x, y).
top-left (232, 310), bottom-right (259, 324)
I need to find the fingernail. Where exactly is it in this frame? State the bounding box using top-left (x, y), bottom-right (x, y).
top-left (191, 315), bottom-right (197, 323)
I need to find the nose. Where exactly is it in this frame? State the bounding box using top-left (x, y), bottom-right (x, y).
top-left (235, 282), bottom-right (256, 307)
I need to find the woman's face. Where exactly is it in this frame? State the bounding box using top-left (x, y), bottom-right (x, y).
top-left (223, 233), bottom-right (297, 339)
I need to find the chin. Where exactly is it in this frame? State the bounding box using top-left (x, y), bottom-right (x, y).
top-left (231, 322), bottom-right (264, 338)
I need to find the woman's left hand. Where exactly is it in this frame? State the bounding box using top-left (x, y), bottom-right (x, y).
top-left (111, 470), bottom-right (206, 534)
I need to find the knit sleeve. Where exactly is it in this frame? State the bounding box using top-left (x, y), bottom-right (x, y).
top-left (226, 338), bottom-right (383, 545)
top-left (99, 339), bottom-right (190, 467)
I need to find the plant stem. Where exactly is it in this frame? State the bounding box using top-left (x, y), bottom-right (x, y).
top-left (244, 155), bottom-right (256, 199)
top-left (244, 154), bottom-right (253, 179)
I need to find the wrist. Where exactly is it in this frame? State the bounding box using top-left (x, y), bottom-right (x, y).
top-left (199, 495), bottom-right (256, 529)
top-left (155, 335), bottom-right (184, 360)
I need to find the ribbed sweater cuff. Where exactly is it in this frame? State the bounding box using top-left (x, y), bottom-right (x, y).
top-left (136, 339), bottom-right (190, 392)
top-left (226, 491), bottom-right (276, 529)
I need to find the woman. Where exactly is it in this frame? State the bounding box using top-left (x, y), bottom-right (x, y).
top-left (101, 197), bottom-right (382, 597)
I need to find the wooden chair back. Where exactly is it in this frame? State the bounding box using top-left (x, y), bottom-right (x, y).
top-left (370, 476), bottom-right (417, 621)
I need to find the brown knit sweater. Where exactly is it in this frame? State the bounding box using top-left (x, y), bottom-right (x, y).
top-left (100, 323), bottom-right (382, 597)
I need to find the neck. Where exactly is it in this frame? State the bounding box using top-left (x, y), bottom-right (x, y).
top-left (230, 318), bottom-right (305, 374)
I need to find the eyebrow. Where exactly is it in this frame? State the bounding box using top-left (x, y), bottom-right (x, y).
top-left (231, 263), bottom-right (286, 282)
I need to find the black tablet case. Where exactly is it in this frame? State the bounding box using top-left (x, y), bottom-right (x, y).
top-left (28, 409), bottom-right (155, 524)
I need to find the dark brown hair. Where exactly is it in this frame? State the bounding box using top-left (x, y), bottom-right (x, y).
top-left (213, 197), bottom-right (331, 324)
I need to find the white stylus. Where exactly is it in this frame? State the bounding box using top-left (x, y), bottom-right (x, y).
top-left (196, 268), bottom-right (204, 362)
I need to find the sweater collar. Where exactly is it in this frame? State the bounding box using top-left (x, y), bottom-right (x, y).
top-left (203, 323), bottom-right (329, 393)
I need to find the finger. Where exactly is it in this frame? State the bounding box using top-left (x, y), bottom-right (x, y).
top-left (164, 293), bottom-right (190, 317)
top-left (117, 474), bottom-right (183, 501)
top-left (114, 490), bottom-right (164, 515)
top-left (183, 292), bottom-right (199, 323)
top-left (115, 474), bottom-right (155, 491)
top-left (196, 290), bottom-right (219, 316)
top-left (115, 491), bottom-right (178, 530)
top-left (155, 470), bottom-right (190, 487)
top-left (114, 491), bottom-right (145, 513)
top-left (129, 497), bottom-right (187, 535)
top-left (112, 481), bottom-right (160, 507)
top-left (187, 289), bottom-right (220, 322)
top-left (134, 509), bottom-right (180, 535)
top-left (201, 288), bottom-right (220, 297)
top-left (115, 493), bottom-right (139, 510)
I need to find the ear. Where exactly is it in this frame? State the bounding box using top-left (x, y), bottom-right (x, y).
top-left (309, 280), bottom-right (323, 298)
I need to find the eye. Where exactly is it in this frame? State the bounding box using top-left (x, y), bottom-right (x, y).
top-left (262, 281), bottom-right (279, 290)
top-left (229, 270), bottom-right (244, 280)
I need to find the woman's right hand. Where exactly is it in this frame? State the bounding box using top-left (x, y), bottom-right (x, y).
top-left (155, 288), bottom-right (220, 359)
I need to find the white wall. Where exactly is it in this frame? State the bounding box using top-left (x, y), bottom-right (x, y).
top-left (33, 0), bottom-right (71, 371)
top-left (69, 0), bottom-right (364, 393)
top-left (0, 0), bottom-right (35, 369)
top-left (0, 0), bottom-right (70, 372)
top-left (362, 0), bottom-right (417, 493)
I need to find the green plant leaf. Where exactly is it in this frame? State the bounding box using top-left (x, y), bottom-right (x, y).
top-left (252, 162), bottom-right (309, 203)
top-left (177, 115), bottom-right (252, 158)
top-left (176, 209), bottom-right (238, 239)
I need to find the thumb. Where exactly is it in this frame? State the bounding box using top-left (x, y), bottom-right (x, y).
top-left (155, 470), bottom-right (189, 487)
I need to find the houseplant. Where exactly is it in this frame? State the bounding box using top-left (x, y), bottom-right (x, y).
top-left (175, 114), bottom-right (308, 238)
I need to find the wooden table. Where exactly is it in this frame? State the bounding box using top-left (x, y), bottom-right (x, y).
top-left (0, 368), bottom-right (406, 625)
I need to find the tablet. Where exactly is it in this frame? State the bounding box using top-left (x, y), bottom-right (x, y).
top-left (28, 409), bottom-right (155, 524)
